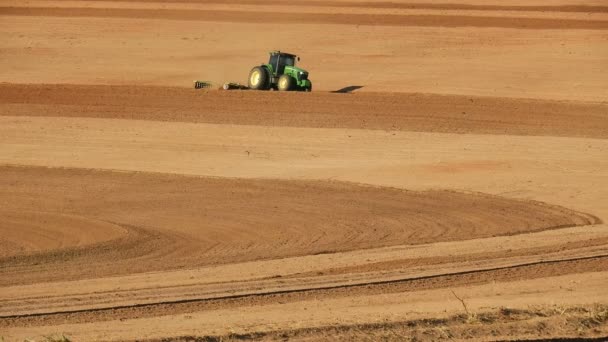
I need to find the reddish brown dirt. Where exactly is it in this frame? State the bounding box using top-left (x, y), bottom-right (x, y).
top-left (0, 210), bottom-right (125, 258)
top-left (2, 165), bottom-right (596, 286)
top-left (2, 84), bottom-right (607, 138)
top-left (3, 256), bottom-right (607, 329)
top-left (3, 7), bottom-right (608, 29)
top-left (28, 0), bottom-right (608, 13)
top-left (1, 0), bottom-right (608, 340)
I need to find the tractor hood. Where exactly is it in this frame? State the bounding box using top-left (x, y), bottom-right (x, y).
top-left (285, 65), bottom-right (309, 75)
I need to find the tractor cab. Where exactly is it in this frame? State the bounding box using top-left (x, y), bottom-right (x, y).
top-left (268, 52), bottom-right (297, 76)
top-left (247, 51), bottom-right (312, 92)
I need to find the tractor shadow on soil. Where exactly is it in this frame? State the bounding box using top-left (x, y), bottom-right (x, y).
top-left (332, 85), bottom-right (364, 93)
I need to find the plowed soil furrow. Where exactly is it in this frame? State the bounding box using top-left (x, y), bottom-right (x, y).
top-left (3, 256), bottom-right (606, 328)
top-left (32, 0), bottom-right (608, 14)
top-left (2, 7), bottom-right (608, 29)
top-left (1, 165), bottom-right (597, 286)
top-left (2, 84), bottom-right (607, 138)
top-left (2, 0), bottom-right (607, 338)
top-left (5, 248), bottom-right (608, 318)
top-left (289, 236), bottom-right (608, 278)
top-left (0, 210), bottom-right (126, 258)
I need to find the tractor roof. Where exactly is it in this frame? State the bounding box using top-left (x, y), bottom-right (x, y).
top-left (269, 50), bottom-right (297, 57)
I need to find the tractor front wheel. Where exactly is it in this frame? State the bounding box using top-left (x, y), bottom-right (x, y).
top-left (248, 66), bottom-right (269, 90)
top-left (277, 74), bottom-right (295, 91)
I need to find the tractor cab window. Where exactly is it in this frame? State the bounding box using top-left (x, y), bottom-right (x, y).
top-left (282, 56), bottom-right (295, 67)
top-left (269, 54), bottom-right (279, 69)
top-left (270, 54), bottom-right (296, 74)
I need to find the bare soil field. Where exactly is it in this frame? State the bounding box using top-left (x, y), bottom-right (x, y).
top-left (1, 0), bottom-right (608, 341)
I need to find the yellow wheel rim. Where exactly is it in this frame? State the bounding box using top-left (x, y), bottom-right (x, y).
top-left (279, 77), bottom-right (287, 89)
top-left (250, 70), bottom-right (260, 86)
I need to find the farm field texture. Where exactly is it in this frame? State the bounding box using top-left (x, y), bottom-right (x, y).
top-left (1, 0), bottom-right (608, 340)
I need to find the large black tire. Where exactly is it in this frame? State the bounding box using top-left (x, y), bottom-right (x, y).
top-left (277, 74), bottom-right (295, 91)
top-left (248, 66), bottom-right (269, 90)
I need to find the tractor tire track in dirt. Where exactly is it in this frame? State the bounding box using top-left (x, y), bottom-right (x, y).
top-left (1, 77), bottom-right (607, 339)
top-left (2, 0), bottom-right (608, 337)
top-left (1, 163), bottom-right (606, 337)
top-left (2, 254), bottom-right (607, 328)
top-left (1, 165), bottom-right (599, 287)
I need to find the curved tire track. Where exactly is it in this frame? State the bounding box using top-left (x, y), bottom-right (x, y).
top-left (0, 165), bottom-right (600, 286)
top-left (2, 250), bottom-right (607, 323)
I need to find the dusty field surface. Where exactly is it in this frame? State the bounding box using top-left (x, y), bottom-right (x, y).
top-left (2, 0), bottom-right (608, 100)
top-left (1, 0), bottom-right (608, 341)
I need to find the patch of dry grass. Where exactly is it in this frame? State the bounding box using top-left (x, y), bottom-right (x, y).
top-left (23, 334), bottom-right (71, 342)
top-left (87, 304), bottom-right (608, 341)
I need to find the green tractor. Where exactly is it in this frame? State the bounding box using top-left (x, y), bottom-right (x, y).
top-left (248, 51), bottom-right (312, 92)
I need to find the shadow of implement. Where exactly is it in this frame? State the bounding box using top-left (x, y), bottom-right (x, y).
top-left (332, 85), bottom-right (364, 93)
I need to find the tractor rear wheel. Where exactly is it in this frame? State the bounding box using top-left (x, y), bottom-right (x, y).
top-left (278, 74), bottom-right (295, 91)
top-left (248, 66), bottom-right (269, 90)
